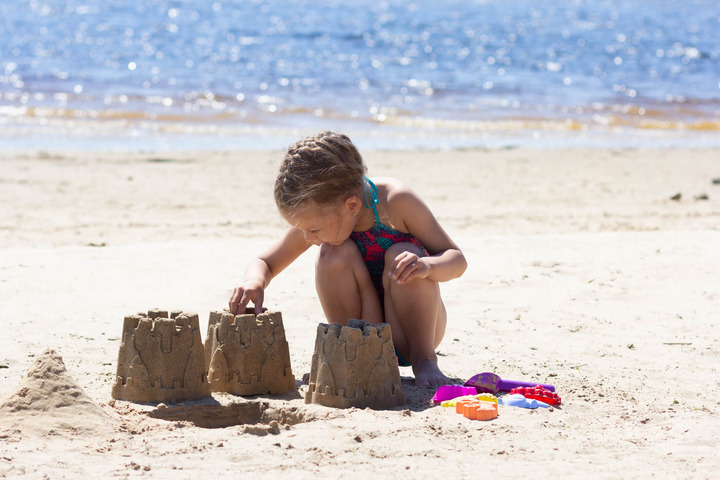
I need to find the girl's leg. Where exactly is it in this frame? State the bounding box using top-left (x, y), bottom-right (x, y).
top-left (382, 242), bottom-right (450, 386)
top-left (315, 239), bottom-right (383, 326)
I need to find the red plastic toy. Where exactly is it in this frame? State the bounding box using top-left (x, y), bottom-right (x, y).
top-left (509, 385), bottom-right (561, 405)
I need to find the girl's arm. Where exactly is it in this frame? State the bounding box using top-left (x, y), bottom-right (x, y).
top-left (229, 227), bottom-right (311, 314)
top-left (385, 180), bottom-right (467, 284)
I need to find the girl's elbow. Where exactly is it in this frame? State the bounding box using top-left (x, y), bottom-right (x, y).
top-left (455, 250), bottom-right (468, 277)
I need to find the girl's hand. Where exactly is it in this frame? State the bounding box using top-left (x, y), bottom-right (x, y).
top-left (228, 279), bottom-right (265, 315)
top-left (389, 251), bottom-right (431, 285)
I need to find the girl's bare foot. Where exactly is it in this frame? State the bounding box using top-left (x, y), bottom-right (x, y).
top-left (412, 359), bottom-right (451, 387)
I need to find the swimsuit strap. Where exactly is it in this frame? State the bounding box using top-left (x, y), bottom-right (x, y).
top-left (364, 176), bottom-right (380, 224)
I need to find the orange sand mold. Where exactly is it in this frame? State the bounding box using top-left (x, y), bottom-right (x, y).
top-left (455, 398), bottom-right (499, 421)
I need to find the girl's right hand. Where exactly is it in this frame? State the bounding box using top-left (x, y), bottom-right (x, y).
top-left (228, 280), bottom-right (265, 315)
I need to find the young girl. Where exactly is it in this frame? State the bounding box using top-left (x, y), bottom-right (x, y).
top-left (228, 131), bottom-right (467, 387)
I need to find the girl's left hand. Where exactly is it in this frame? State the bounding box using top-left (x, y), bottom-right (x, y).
top-left (389, 251), bottom-right (430, 284)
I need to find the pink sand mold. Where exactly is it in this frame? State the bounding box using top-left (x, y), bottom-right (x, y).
top-left (499, 393), bottom-right (549, 409)
top-left (432, 385), bottom-right (478, 404)
top-left (464, 372), bottom-right (555, 394)
top-left (510, 385), bottom-right (561, 405)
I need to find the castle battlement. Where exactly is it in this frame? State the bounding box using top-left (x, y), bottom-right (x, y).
top-left (112, 309), bottom-right (211, 404)
top-left (305, 319), bottom-right (405, 409)
top-left (204, 310), bottom-right (295, 396)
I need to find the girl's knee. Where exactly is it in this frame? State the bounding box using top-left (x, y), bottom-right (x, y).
top-left (383, 242), bottom-right (428, 282)
top-left (384, 242), bottom-right (425, 263)
top-left (316, 239), bottom-right (363, 274)
top-left (382, 242), bottom-right (437, 294)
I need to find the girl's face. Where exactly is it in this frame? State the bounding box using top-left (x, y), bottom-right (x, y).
top-left (289, 197), bottom-right (361, 246)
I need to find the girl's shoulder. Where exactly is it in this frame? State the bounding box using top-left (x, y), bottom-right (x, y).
top-left (372, 177), bottom-right (425, 228)
top-left (372, 177), bottom-right (414, 200)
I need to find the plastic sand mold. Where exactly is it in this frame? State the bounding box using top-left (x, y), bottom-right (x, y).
top-left (454, 398), bottom-right (499, 421)
top-left (510, 385), bottom-right (561, 405)
top-left (431, 384), bottom-right (478, 404)
top-left (499, 393), bottom-right (549, 409)
top-left (464, 372), bottom-right (555, 394)
top-left (440, 393), bottom-right (497, 407)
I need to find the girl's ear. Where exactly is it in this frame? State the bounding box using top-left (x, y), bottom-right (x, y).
top-left (344, 195), bottom-right (362, 216)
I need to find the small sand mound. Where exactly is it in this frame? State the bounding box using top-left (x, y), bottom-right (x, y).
top-left (0, 349), bottom-right (112, 435)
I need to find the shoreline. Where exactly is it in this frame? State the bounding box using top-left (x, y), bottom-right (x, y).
top-left (3, 122), bottom-right (720, 153)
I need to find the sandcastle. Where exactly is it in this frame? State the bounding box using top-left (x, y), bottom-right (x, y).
top-left (204, 309), bottom-right (296, 395)
top-left (111, 309), bottom-right (211, 403)
top-left (304, 319), bottom-right (406, 409)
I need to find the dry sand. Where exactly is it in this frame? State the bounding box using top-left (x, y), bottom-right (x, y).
top-left (0, 147), bottom-right (718, 479)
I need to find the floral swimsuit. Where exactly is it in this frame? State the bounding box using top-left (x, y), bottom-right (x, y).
top-left (349, 178), bottom-right (428, 304)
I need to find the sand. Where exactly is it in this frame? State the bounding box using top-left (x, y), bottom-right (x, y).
top-left (0, 147), bottom-right (718, 479)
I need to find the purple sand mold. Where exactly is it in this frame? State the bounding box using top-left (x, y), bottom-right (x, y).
top-left (464, 372), bottom-right (555, 394)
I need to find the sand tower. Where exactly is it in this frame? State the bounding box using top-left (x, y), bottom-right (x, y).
top-left (111, 309), bottom-right (211, 403)
top-left (0, 349), bottom-right (112, 435)
top-left (304, 319), bottom-right (406, 409)
top-left (204, 309), bottom-right (296, 395)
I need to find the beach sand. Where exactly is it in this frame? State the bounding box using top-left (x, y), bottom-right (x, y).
top-left (1, 147), bottom-right (718, 478)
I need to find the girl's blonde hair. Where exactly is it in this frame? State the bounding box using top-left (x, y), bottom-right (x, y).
top-left (275, 131), bottom-right (367, 218)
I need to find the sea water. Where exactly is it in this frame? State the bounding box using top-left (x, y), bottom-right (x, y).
top-left (1, 0), bottom-right (718, 150)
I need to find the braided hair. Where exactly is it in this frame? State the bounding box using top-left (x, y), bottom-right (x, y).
top-left (275, 131), bottom-right (367, 218)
